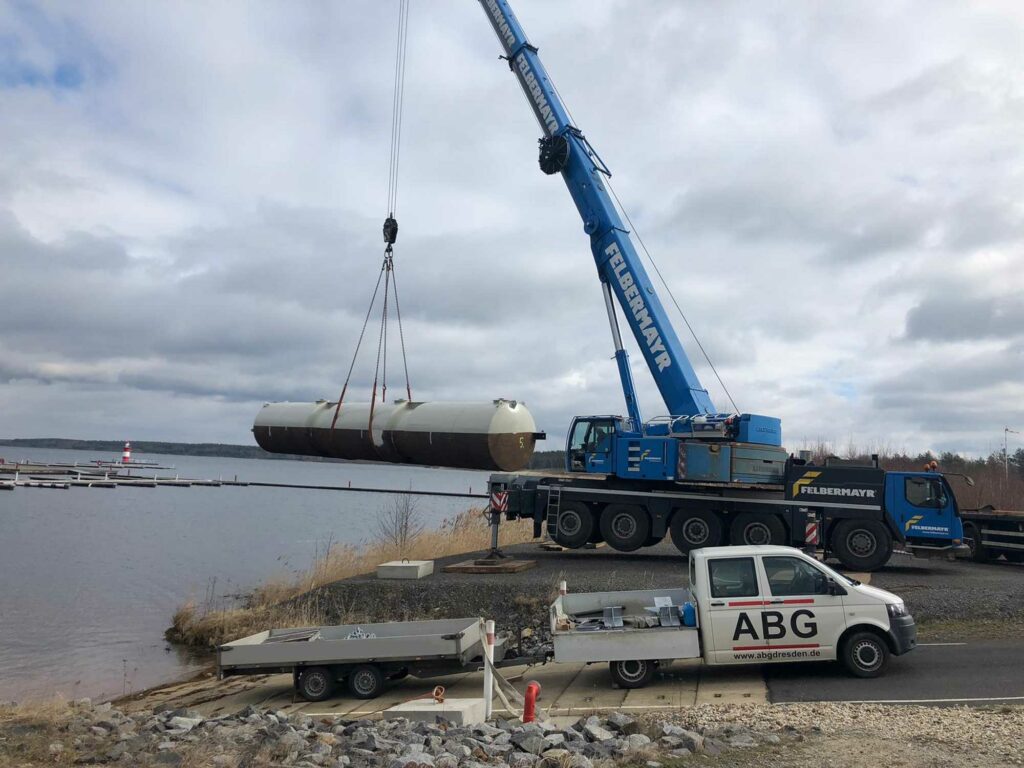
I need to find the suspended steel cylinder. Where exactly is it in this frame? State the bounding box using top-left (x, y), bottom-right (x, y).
top-left (252, 399), bottom-right (541, 472)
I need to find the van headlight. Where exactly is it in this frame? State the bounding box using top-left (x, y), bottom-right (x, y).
top-left (886, 602), bottom-right (907, 618)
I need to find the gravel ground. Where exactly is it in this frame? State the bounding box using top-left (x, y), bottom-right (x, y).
top-left (869, 553), bottom-right (1024, 629)
top-left (5, 698), bottom-right (1021, 768)
top-left (645, 702), bottom-right (1024, 767)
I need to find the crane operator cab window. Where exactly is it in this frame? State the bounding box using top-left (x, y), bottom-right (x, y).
top-left (567, 418), bottom-right (616, 471)
top-left (905, 477), bottom-right (947, 508)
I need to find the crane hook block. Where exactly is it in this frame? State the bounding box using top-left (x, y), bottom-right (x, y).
top-left (383, 216), bottom-right (398, 246)
top-left (538, 134), bottom-right (569, 175)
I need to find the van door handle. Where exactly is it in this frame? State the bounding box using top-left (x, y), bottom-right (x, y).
top-left (769, 599), bottom-right (784, 604)
top-left (710, 601), bottom-right (724, 607)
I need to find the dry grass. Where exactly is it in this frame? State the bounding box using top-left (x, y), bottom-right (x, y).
top-left (169, 507), bottom-right (535, 649)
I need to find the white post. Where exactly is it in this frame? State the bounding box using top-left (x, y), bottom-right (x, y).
top-left (559, 580), bottom-right (567, 596)
top-left (483, 619), bottom-right (495, 719)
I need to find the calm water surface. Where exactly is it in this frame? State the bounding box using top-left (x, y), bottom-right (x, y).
top-left (0, 447), bottom-right (488, 702)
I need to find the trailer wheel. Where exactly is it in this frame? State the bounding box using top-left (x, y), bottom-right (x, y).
top-left (730, 514), bottom-right (786, 547)
top-left (962, 522), bottom-right (988, 562)
top-left (609, 659), bottom-right (655, 689)
top-left (600, 504), bottom-right (650, 552)
top-left (831, 520), bottom-right (892, 571)
top-left (347, 664), bottom-right (385, 699)
top-left (841, 631), bottom-right (889, 678)
top-left (669, 510), bottom-right (723, 554)
top-left (552, 502), bottom-right (594, 548)
top-left (296, 666), bottom-right (335, 702)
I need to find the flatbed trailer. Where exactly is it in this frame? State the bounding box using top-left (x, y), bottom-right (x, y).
top-left (218, 617), bottom-right (519, 702)
top-left (962, 506), bottom-right (1024, 563)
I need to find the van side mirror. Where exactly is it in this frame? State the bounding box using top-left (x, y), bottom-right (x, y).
top-left (827, 578), bottom-right (845, 596)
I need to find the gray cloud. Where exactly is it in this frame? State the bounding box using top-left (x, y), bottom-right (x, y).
top-left (0, 0), bottom-right (1022, 456)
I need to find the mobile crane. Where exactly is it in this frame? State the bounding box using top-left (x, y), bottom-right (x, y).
top-left (478, 0), bottom-right (970, 571)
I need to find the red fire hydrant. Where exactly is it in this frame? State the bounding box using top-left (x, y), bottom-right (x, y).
top-left (523, 681), bottom-right (541, 723)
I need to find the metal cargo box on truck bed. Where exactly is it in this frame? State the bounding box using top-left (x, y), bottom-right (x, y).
top-left (550, 588), bottom-right (700, 663)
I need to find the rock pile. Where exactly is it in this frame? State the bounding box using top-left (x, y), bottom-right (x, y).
top-left (38, 700), bottom-right (796, 767)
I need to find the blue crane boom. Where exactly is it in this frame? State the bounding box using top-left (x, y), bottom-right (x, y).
top-left (478, 0), bottom-right (714, 425)
top-left (478, 0), bottom-right (782, 484)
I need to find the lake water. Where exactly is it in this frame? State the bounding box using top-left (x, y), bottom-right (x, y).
top-left (0, 446), bottom-right (489, 702)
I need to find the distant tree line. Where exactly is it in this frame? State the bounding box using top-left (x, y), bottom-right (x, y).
top-left (1, 438), bottom-right (1020, 509)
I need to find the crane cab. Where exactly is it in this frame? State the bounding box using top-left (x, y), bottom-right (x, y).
top-left (566, 415), bottom-right (787, 483)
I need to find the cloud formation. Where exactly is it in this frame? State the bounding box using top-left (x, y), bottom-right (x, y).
top-left (1, 0), bottom-right (1022, 457)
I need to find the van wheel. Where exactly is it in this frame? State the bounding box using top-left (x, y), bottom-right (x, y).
top-left (962, 522), bottom-right (988, 562)
top-left (296, 666), bottom-right (335, 702)
top-left (600, 504), bottom-right (650, 552)
top-left (347, 664), bottom-right (385, 699)
top-left (553, 502), bottom-right (594, 548)
top-left (670, 511), bottom-right (723, 554)
top-left (841, 632), bottom-right (889, 678)
top-left (730, 514), bottom-right (786, 547)
top-left (609, 659), bottom-right (655, 689)
top-left (831, 520), bottom-right (892, 571)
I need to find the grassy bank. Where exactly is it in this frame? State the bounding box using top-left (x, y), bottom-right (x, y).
top-left (167, 507), bottom-right (535, 649)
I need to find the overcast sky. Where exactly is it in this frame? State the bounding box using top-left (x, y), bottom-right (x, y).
top-left (1, 0), bottom-right (1022, 457)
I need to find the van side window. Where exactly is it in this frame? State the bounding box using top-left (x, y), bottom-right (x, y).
top-left (763, 556), bottom-right (829, 596)
top-left (708, 557), bottom-right (759, 598)
top-left (905, 477), bottom-right (946, 509)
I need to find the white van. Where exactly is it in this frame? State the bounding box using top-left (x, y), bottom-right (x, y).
top-left (549, 545), bottom-right (917, 687)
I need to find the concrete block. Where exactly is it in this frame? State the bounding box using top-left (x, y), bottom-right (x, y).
top-left (376, 560), bottom-right (434, 580)
top-left (384, 697), bottom-right (486, 725)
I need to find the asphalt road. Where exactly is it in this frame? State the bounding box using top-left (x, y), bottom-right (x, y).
top-left (766, 639), bottom-right (1024, 705)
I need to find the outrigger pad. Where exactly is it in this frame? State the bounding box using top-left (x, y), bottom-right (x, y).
top-left (442, 559), bottom-right (536, 574)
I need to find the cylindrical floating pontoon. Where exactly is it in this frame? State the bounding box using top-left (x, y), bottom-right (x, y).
top-left (252, 399), bottom-right (542, 471)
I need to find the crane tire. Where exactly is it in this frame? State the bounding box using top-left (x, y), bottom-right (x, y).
top-left (599, 504), bottom-right (650, 552)
top-left (962, 521), bottom-right (988, 562)
top-left (729, 513), bottom-right (786, 547)
top-left (841, 631), bottom-right (889, 678)
top-left (831, 520), bottom-right (892, 572)
top-left (296, 666), bottom-right (335, 702)
top-left (669, 510), bottom-right (723, 554)
top-left (552, 502), bottom-right (594, 549)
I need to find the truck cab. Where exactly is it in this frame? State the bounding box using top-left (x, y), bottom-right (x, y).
top-left (884, 471), bottom-right (966, 555)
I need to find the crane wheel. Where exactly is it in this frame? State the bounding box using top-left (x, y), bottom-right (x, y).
top-left (599, 504), bottom-right (650, 552)
top-left (729, 513), bottom-right (786, 547)
top-left (553, 502), bottom-right (595, 549)
top-left (670, 510), bottom-right (723, 554)
top-left (831, 520), bottom-right (892, 571)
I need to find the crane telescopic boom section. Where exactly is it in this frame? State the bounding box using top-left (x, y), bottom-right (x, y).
top-left (477, 0), bottom-right (715, 423)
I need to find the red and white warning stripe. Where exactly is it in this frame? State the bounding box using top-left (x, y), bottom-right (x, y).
top-left (490, 490), bottom-right (509, 512)
top-left (805, 519), bottom-right (820, 546)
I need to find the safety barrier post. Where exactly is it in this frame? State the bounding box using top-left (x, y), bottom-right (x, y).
top-left (483, 619), bottom-right (495, 719)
